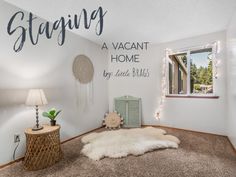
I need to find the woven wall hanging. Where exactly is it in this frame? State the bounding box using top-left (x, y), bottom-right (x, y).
top-left (73, 55), bottom-right (94, 112)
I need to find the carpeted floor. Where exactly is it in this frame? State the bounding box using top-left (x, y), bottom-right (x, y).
top-left (0, 127), bottom-right (236, 177)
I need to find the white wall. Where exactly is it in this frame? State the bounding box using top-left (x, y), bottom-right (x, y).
top-left (0, 0), bottom-right (231, 166)
top-left (226, 11), bottom-right (236, 148)
top-left (0, 1), bottom-right (108, 165)
top-left (109, 31), bottom-right (227, 135)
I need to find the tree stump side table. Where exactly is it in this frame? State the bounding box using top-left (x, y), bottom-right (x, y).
top-left (23, 124), bottom-right (63, 170)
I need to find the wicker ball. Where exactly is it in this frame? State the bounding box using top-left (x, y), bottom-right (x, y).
top-left (103, 112), bottom-right (123, 129)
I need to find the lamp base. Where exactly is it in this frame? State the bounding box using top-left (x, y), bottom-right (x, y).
top-left (32, 125), bottom-right (43, 131)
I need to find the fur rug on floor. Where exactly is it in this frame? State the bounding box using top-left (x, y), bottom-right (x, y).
top-left (81, 127), bottom-right (180, 160)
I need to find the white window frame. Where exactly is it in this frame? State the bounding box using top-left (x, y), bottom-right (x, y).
top-left (166, 43), bottom-right (218, 97)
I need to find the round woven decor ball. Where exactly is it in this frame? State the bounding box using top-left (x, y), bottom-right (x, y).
top-left (72, 55), bottom-right (94, 84)
top-left (104, 112), bottom-right (122, 128)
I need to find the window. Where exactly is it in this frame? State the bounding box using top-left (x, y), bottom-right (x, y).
top-left (168, 47), bottom-right (214, 96)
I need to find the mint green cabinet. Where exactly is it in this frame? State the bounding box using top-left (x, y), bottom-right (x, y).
top-left (114, 96), bottom-right (141, 128)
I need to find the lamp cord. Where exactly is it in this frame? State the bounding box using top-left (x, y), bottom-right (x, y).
top-left (13, 141), bottom-right (20, 161)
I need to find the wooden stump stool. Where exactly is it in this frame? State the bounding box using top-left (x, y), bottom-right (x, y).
top-left (23, 125), bottom-right (63, 170)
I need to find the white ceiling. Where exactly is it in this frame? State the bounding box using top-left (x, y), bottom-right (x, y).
top-left (4, 0), bottom-right (236, 45)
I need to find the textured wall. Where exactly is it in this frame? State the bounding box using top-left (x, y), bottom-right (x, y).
top-left (0, 1), bottom-right (108, 165)
top-left (226, 11), bottom-right (236, 148)
top-left (109, 31), bottom-right (227, 135)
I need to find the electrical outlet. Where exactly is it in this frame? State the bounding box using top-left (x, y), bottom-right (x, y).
top-left (14, 134), bottom-right (20, 143)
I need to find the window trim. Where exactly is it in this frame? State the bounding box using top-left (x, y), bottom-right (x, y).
top-left (166, 94), bottom-right (219, 99)
top-left (166, 44), bottom-right (218, 98)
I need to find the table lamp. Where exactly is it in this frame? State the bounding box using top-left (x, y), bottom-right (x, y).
top-left (26, 89), bottom-right (48, 131)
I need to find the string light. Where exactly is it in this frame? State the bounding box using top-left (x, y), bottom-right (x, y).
top-left (213, 41), bottom-right (220, 79)
top-left (156, 48), bottom-right (171, 120)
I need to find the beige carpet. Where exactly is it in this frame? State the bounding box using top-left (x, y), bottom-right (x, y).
top-left (0, 127), bottom-right (236, 177)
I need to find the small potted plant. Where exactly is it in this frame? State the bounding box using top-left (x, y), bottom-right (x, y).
top-left (42, 108), bottom-right (62, 126)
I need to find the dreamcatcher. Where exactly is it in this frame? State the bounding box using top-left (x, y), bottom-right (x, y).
top-left (72, 55), bottom-right (94, 112)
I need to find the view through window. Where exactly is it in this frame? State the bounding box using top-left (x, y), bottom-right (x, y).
top-left (190, 48), bottom-right (213, 94)
top-left (168, 47), bottom-right (213, 95)
top-left (169, 53), bottom-right (187, 94)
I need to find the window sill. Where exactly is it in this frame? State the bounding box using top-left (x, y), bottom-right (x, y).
top-left (165, 95), bottom-right (219, 99)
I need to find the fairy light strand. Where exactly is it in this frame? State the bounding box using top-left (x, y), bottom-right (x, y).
top-left (156, 48), bottom-right (171, 119)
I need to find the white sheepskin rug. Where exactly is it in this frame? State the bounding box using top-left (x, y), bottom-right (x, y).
top-left (81, 127), bottom-right (180, 160)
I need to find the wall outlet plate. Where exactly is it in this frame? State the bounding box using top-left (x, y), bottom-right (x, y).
top-left (14, 134), bottom-right (20, 143)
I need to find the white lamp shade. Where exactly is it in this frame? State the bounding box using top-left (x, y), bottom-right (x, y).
top-left (25, 89), bottom-right (48, 106)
